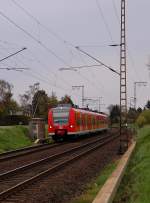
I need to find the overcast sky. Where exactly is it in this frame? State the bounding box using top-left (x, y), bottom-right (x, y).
top-left (0, 0), bottom-right (150, 112)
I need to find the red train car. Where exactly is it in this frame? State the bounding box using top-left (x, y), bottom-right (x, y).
top-left (48, 105), bottom-right (108, 141)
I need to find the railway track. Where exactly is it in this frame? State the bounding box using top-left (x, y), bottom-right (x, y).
top-left (0, 132), bottom-right (112, 163)
top-left (0, 142), bottom-right (65, 162)
top-left (0, 133), bottom-right (119, 202)
top-left (0, 133), bottom-right (115, 174)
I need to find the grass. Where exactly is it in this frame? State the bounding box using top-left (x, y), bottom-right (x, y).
top-left (0, 126), bottom-right (32, 153)
top-left (71, 161), bottom-right (117, 203)
top-left (113, 125), bottom-right (150, 203)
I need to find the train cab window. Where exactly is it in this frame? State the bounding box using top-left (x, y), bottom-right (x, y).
top-left (53, 108), bottom-right (70, 125)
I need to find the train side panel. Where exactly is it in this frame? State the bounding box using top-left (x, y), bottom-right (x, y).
top-left (48, 107), bottom-right (108, 140)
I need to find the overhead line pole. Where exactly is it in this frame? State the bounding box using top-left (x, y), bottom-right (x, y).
top-left (119, 0), bottom-right (128, 153)
top-left (84, 97), bottom-right (103, 112)
top-left (72, 85), bottom-right (84, 108)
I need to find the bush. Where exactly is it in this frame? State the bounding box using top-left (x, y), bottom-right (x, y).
top-left (141, 110), bottom-right (150, 123)
top-left (136, 110), bottom-right (150, 128)
top-left (136, 115), bottom-right (146, 128)
top-left (0, 115), bottom-right (30, 126)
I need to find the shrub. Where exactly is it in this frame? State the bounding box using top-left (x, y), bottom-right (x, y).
top-left (0, 115), bottom-right (30, 126)
top-left (141, 110), bottom-right (150, 123)
top-left (136, 115), bottom-right (147, 128)
top-left (136, 110), bottom-right (150, 128)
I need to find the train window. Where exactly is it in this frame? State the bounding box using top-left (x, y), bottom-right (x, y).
top-left (77, 118), bottom-right (80, 126)
top-left (82, 115), bottom-right (85, 126)
top-left (76, 113), bottom-right (80, 126)
top-left (85, 115), bottom-right (88, 127)
top-left (93, 117), bottom-right (95, 125)
top-left (53, 108), bottom-right (69, 125)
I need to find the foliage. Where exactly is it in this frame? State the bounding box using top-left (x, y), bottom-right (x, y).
top-left (136, 110), bottom-right (150, 128)
top-left (32, 90), bottom-right (49, 119)
top-left (19, 82), bottom-right (40, 116)
top-left (72, 162), bottom-right (117, 203)
top-left (137, 107), bottom-right (142, 113)
top-left (0, 79), bottom-right (13, 102)
top-left (113, 125), bottom-right (150, 203)
top-left (128, 108), bottom-right (140, 123)
top-left (0, 115), bottom-right (30, 126)
top-left (136, 115), bottom-right (146, 128)
top-left (145, 100), bottom-right (150, 109)
top-left (0, 80), bottom-right (20, 117)
top-left (0, 80), bottom-right (75, 122)
top-left (59, 94), bottom-right (74, 106)
top-left (108, 105), bottom-right (120, 124)
top-left (48, 91), bottom-right (58, 109)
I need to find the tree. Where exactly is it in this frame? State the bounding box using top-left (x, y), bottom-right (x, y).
top-left (48, 92), bottom-right (58, 109)
top-left (136, 110), bottom-right (150, 128)
top-left (7, 99), bottom-right (20, 115)
top-left (145, 100), bottom-right (150, 109)
top-left (128, 108), bottom-right (138, 123)
top-left (136, 115), bottom-right (146, 128)
top-left (137, 107), bottom-right (142, 113)
top-left (59, 94), bottom-right (74, 106)
top-left (0, 80), bottom-right (13, 116)
top-left (19, 83), bottom-right (40, 116)
top-left (108, 104), bottom-right (120, 124)
top-left (32, 90), bottom-right (49, 118)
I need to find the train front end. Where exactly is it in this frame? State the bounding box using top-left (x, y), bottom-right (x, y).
top-left (48, 106), bottom-right (75, 141)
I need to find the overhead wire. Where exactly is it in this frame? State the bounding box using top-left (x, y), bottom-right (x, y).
top-left (18, 70), bottom-right (86, 103)
top-left (0, 44), bottom-right (86, 103)
top-left (0, 2), bottom-right (117, 108)
top-left (0, 38), bottom-right (75, 90)
top-left (11, 0), bottom-right (76, 57)
top-left (95, 0), bottom-right (115, 43)
top-left (111, 0), bottom-right (144, 82)
top-left (76, 46), bottom-right (120, 75)
top-left (0, 13), bottom-right (82, 92)
top-left (10, 0), bottom-right (109, 96)
top-left (11, 0), bottom-right (72, 46)
top-left (21, 49), bottom-right (77, 88)
top-left (96, 0), bottom-right (145, 104)
top-left (0, 10), bottom-right (70, 67)
top-left (0, 38), bottom-right (90, 104)
top-left (95, 0), bottom-right (119, 60)
top-left (0, 43), bottom-right (76, 95)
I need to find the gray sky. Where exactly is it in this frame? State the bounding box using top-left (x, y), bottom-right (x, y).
top-left (0, 0), bottom-right (150, 112)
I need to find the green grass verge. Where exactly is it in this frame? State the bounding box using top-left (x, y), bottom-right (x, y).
top-left (71, 161), bottom-right (117, 203)
top-left (113, 125), bottom-right (150, 203)
top-left (0, 126), bottom-right (32, 153)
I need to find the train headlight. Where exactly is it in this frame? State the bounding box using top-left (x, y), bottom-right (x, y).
top-left (70, 125), bottom-right (74, 128)
top-left (49, 125), bottom-right (52, 129)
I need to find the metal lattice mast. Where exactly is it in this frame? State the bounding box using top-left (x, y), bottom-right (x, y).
top-left (120, 0), bottom-right (128, 151)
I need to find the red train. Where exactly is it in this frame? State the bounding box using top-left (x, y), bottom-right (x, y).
top-left (48, 105), bottom-right (109, 141)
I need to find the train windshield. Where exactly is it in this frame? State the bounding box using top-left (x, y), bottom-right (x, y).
top-left (53, 108), bottom-right (70, 125)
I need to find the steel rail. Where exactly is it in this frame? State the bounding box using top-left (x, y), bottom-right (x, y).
top-left (0, 134), bottom-right (119, 200)
top-left (0, 142), bottom-right (63, 162)
top-left (0, 132), bottom-right (113, 162)
top-left (0, 134), bottom-right (112, 179)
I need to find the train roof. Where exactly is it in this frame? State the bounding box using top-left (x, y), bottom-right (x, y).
top-left (72, 108), bottom-right (107, 117)
top-left (50, 105), bottom-right (107, 117)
